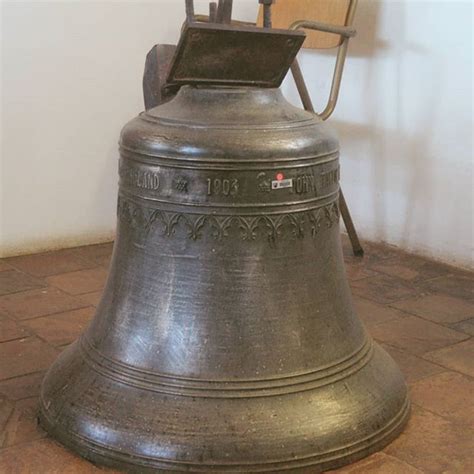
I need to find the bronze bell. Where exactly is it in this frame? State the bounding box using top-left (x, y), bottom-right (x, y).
top-left (39, 7), bottom-right (409, 473)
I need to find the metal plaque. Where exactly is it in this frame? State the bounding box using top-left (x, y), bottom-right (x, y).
top-left (167, 22), bottom-right (305, 88)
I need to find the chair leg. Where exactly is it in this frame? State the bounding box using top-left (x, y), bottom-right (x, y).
top-left (339, 189), bottom-right (364, 257)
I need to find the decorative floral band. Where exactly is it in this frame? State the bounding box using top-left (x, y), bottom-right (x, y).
top-left (117, 196), bottom-right (340, 243)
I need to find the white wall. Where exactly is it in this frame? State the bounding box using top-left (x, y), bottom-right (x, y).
top-left (1, 1), bottom-right (473, 269)
top-left (282, 0), bottom-right (473, 268)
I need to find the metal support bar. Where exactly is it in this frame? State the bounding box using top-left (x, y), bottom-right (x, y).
top-left (263, 5), bottom-right (272, 28)
top-left (290, 59), bottom-right (314, 113)
top-left (289, 25), bottom-right (352, 121)
top-left (339, 190), bottom-right (364, 256)
top-left (216, 0), bottom-right (233, 24)
top-left (216, 0), bottom-right (224, 21)
top-left (259, 0), bottom-right (274, 28)
top-left (289, 19), bottom-right (353, 121)
top-left (209, 2), bottom-right (218, 22)
top-left (193, 14), bottom-right (255, 27)
top-left (289, 0), bottom-right (358, 121)
top-left (185, 0), bottom-right (195, 22)
top-left (320, 39), bottom-right (349, 121)
top-left (290, 20), bottom-right (356, 39)
top-left (291, 37), bottom-right (349, 121)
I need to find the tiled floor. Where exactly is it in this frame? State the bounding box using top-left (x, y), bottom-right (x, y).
top-left (0, 237), bottom-right (473, 473)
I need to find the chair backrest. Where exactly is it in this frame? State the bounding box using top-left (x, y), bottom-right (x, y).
top-left (257, 0), bottom-right (351, 49)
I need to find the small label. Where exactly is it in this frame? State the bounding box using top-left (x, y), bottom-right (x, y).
top-left (272, 178), bottom-right (293, 190)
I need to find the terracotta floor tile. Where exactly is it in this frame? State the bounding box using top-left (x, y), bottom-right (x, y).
top-left (0, 287), bottom-right (89, 321)
top-left (391, 293), bottom-right (474, 324)
top-left (0, 261), bottom-right (14, 273)
top-left (0, 270), bottom-right (46, 297)
top-left (330, 452), bottom-right (422, 473)
top-left (0, 319), bottom-right (30, 343)
top-left (381, 343), bottom-right (445, 383)
top-left (22, 307), bottom-right (95, 346)
top-left (369, 255), bottom-right (450, 283)
top-left (377, 263), bottom-right (421, 281)
top-left (340, 236), bottom-right (377, 280)
top-left (451, 317), bottom-right (474, 336)
top-left (0, 372), bottom-right (44, 401)
top-left (385, 405), bottom-right (474, 473)
top-left (410, 371), bottom-right (474, 428)
top-left (0, 337), bottom-right (58, 380)
top-left (423, 338), bottom-right (474, 377)
top-left (368, 315), bottom-right (469, 355)
top-left (365, 240), bottom-right (402, 259)
top-left (0, 437), bottom-right (117, 473)
top-left (78, 291), bottom-right (103, 307)
top-left (351, 274), bottom-right (421, 304)
top-left (423, 273), bottom-right (474, 301)
top-left (353, 297), bottom-right (407, 329)
top-left (46, 267), bottom-right (109, 295)
top-left (0, 397), bottom-right (14, 434)
top-left (344, 261), bottom-right (378, 281)
top-left (6, 249), bottom-right (95, 278)
top-left (1, 398), bottom-right (46, 448)
top-left (72, 242), bottom-right (114, 267)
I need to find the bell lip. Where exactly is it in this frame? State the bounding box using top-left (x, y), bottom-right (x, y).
top-left (38, 340), bottom-right (411, 473)
top-left (39, 397), bottom-right (410, 473)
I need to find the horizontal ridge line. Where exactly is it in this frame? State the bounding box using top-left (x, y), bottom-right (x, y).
top-left (78, 336), bottom-right (374, 398)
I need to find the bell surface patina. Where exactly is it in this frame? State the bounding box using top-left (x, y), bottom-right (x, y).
top-left (39, 11), bottom-right (410, 474)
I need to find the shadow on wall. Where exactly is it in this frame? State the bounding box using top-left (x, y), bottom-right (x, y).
top-left (349, 0), bottom-right (384, 57)
top-left (332, 0), bottom-right (437, 248)
top-left (312, 0), bottom-right (385, 58)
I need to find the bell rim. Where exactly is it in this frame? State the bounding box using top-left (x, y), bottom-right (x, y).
top-left (39, 341), bottom-right (410, 473)
top-left (39, 395), bottom-right (410, 473)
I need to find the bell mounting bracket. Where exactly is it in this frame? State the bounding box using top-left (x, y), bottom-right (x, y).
top-left (166, 22), bottom-right (305, 89)
top-left (143, 0), bottom-right (304, 109)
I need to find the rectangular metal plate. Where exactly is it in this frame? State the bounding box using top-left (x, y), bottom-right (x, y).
top-left (167, 22), bottom-right (305, 88)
